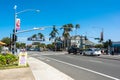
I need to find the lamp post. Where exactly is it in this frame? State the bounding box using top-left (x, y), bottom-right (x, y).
top-left (13, 5), bottom-right (40, 54)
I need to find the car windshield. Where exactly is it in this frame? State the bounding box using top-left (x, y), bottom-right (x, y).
top-left (95, 49), bottom-right (100, 51)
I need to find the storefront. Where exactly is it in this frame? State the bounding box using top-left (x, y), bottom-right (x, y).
top-left (112, 42), bottom-right (120, 54)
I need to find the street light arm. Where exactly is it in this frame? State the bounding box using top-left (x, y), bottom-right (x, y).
top-left (16, 9), bottom-right (40, 14)
top-left (16, 27), bottom-right (44, 34)
top-left (33, 27), bottom-right (44, 30)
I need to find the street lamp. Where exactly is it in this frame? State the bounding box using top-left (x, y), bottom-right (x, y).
top-left (13, 5), bottom-right (40, 54)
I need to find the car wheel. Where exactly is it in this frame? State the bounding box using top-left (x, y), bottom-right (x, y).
top-left (98, 54), bottom-right (100, 56)
top-left (68, 52), bottom-right (70, 54)
top-left (83, 53), bottom-right (86, 56)
top-left (80, 52), bottom-right (82, 55)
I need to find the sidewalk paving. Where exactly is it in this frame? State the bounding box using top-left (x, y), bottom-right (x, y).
top-left (0, 67), bottom-right (35, 80)
top-left (27, 57), bottom-right (74, 80)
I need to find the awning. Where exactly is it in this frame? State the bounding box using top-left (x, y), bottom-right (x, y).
top-left (0, 41), bottom-right (6, 45)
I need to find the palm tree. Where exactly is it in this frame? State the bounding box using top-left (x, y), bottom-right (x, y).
top-left (38, 33), bottom-right (44, 39)
top-left (49, 25), bottom-right (59, 41)
top-left (38, 33), bottom-right (45, 41)
top-left (61, 24), bottom-right (74, 48)
top-left (32, 34), bottom-right (37, 40)
top-left (75, 24), bottom-right (80, 35)
top-left (49, 25), bottom-right (59, 51)
top-left (32, 34), bottom-right (37, 38)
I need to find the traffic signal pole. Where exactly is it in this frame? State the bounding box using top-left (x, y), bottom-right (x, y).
top-left (13, 5), bottom-right (17, 54)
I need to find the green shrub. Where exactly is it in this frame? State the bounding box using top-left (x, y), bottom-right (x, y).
top-left (0, 54), bottom-right (18, 65)
top-left (5, 54), bottom-right (18, 64)
top-left (0, 54), bottom-right (6, 65)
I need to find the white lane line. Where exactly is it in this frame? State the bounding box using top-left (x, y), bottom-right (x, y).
top-left (89, 60), bottom-right (103, 63)
top-left (65, 55), bottom-right (75, 59)
top-left (44, 56), bottom-right (120, 80)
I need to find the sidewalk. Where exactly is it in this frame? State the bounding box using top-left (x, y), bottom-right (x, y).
top-left (27, 57), bottom-right (74, 80)
top-left (0, 67), bottom-right (35, 80)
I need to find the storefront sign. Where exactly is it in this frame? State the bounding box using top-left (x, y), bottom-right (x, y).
top-left (18, 52), bottom-right (27, 66)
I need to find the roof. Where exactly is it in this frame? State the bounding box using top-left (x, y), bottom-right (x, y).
top-left (70, 35), bottom-right (85, 40)
top-left (0, 41), bottom-right (6, 45)
top-left (85, 40), bottom-right (96, 46)
top-left (112, 41), bottom-right (120, 46)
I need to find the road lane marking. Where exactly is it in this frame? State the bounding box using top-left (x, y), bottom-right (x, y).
top-left (89, 60), bottom-right (103, 63)
top-left (44, 56), bottom-right (120, 80)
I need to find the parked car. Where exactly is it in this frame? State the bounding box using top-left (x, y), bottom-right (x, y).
top-left (82, 48), bottom-right (101, 56)
top-left (68, 46), bottom-right (80, 54)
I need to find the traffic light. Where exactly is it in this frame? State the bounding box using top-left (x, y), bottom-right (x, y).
top-left (12, 34), bottom-right (17, 41)
top-left (108, 39), bottom-right (112, 46)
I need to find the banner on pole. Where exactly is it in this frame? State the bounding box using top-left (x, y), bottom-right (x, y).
top-left (16, 18), bottom-right (20, 30)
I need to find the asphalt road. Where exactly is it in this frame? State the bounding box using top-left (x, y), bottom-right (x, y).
top-left (28, 51), bottom-right (120, 80)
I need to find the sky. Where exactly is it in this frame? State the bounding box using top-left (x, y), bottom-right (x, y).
top-left (0, 0), bottom-right (120, 44)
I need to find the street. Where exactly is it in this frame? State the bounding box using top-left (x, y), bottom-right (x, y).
top-left (28, 51), bottom-right (120, 80)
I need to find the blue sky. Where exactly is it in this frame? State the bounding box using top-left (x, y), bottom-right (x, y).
top-left (0, 0), bottom-right (120, 44)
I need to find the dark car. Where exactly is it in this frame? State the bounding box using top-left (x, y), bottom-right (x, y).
top-left (68, 46), bottom-right (80, 54)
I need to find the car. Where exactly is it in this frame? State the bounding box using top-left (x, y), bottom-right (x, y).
top-left (29, 48), bottom-right (35, 51)
top-left (82, 48), bottom-right (101, 56)
top-left (68, 46), bottom-right (80, 54)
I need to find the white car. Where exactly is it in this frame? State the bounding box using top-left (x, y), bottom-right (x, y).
top-left (82, 48), bottom-right (101, 56)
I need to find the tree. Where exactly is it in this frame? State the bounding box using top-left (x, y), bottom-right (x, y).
top-left (49, 25), bottom-right (59, 51)
top-left (103, 39), bottom-right (112, 48)
top-left (61, 24), bottom-right (74, 48)
top-left (38, 43), bottom-right (46, 48)
top-left (103, 41), bottom-right (109, 48)
top-left (32, 34), bottom-right (37, 39)
top-left (75, 24), bottom-right (80, 35)
top-left (95, 44), bottom-right (103, 48)
top-left (38, 33), bottom-right (44, 39)
top-left (49, 25), bottom-right (59, 41)
top-left (46, 44), bottom-right (54, 50)
top-left (16, 42), bottom-right (26, 48)
top-left (32, 42), bottom-right (40, 45)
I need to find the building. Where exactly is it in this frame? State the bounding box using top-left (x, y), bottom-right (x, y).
top-left (55, 35), bottom-right (96, 50)
top-left (112, 41), bottom-right (120, 54)
top-left (69, 35), bottom-right (95, 49)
